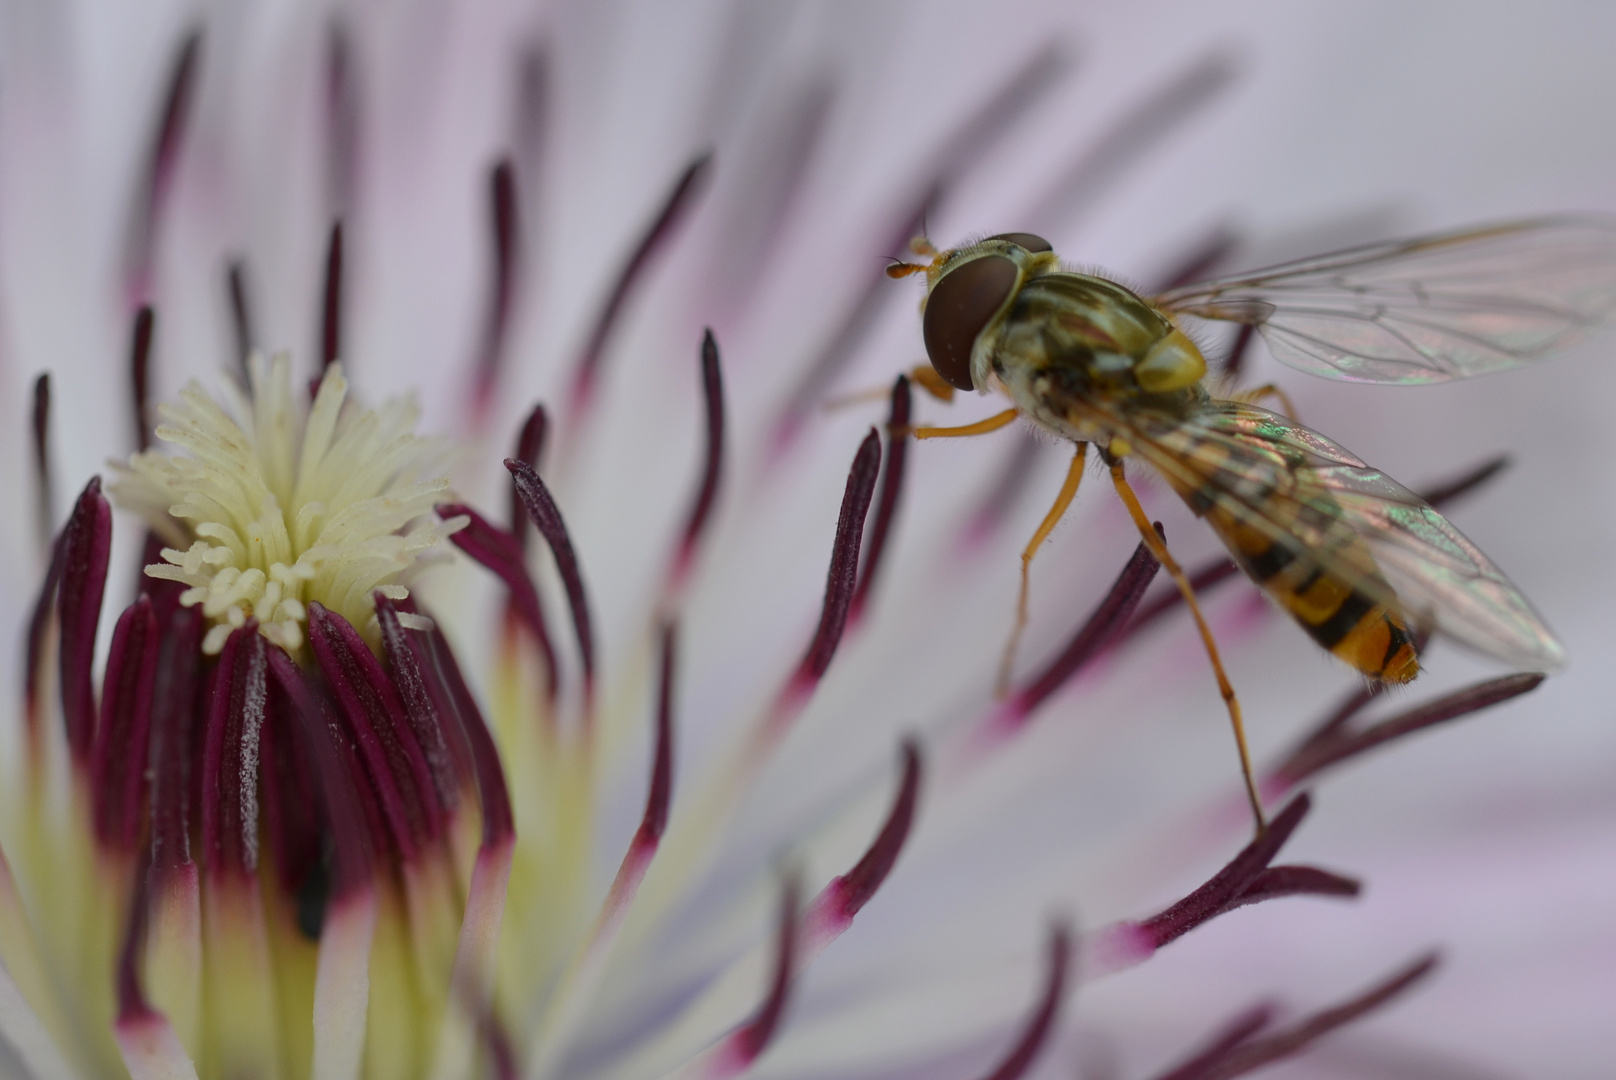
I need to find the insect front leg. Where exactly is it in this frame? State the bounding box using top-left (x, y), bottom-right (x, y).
top-left (998, 442), bottom-right (1088, 696)
top-left (910, 407), bottom-right (1020, 440)
top-left (1230, 383), bottom-right (1300, 421)
top-left (823, 365), bottom-right (957, 412)
top-left (907, 365), bottom-right (958, 403)
top-left (1104, 448), bottom-right (1268, 834)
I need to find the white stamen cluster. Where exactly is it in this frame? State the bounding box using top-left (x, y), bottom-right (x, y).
top-left (112, 353), bottom-right (467, 654)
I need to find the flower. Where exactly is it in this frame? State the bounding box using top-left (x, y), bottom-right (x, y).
top-left (3, 3), bottom-right (1616, 1079)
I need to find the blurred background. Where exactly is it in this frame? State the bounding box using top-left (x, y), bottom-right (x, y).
top-left (1, 1), bottom-right (1613, 1077)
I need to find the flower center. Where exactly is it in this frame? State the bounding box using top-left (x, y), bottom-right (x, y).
top-left (112, 354), bottom-right (466, 654)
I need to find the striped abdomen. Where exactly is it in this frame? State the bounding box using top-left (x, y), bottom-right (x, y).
top-left (1201, 505), bottom-right (1420, 683)
top-left (1090, 390), bottom-right (1423, 683)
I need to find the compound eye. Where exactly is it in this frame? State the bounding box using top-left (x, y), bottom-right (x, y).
top-left (923, 254), bottom-right (1019, 392)
top-left (986, 232), bottom-right (1052, 253)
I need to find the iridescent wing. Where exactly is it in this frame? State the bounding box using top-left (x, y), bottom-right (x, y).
top-left (1114, 398), bottom-right (1565, 670)
top-left (1154, 218), bottom-right (1616, 383)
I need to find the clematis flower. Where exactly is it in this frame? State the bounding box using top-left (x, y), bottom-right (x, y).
top-left (2, 3), bottom-right (1615, 1080)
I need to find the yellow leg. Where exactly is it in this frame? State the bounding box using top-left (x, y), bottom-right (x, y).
top-left (907, 365), bottom-right (957, 403)
top-left (912, 408), bottom-right (1019, 440)
top-left (1236, 383), bottom-right (1299, 421)
top-left (825, 365), bottom-right (958, 411)
top-left (1107, 458), bottom-right (1268, 834)
top-left (998, 443), bottom-right (1088, 695)
top-left (822, 386), bottom-right (893, 410)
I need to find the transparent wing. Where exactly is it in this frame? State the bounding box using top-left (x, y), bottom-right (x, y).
top-left (1118, 399), bottom-right (1565, 670)
top-left (1155, 218), bottom-right (1616, 383)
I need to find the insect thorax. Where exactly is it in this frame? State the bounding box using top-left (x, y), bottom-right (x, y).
top-left (986, 271), bottom-right (1208, 444)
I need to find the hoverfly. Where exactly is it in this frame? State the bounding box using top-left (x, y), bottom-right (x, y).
top-left (888, 219), bottom-right (1616, 830)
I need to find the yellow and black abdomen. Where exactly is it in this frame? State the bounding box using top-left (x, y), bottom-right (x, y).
top-left (1201, 505), bottom-right (1420, 683)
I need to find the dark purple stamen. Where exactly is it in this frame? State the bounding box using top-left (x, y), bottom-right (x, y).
top-left (639, 623), bottom-right (677, 844)
top-left (1119, 556), bottom-right (1238, 645)
top-left (1149, 954), bottom-right (1438, 1080)
top-left (473, 159), bottom-right (522, 408)
top-left (266, 645), bottom-right (378, 900)
top-left (505, 459), bottom-right (596, 706)
top-left (508, 404), bottom-right (549, 551)
top-left (1002, 532), bottom-right (1162, 726)
top-left (1213, 865), bottom-right (1360, 916)
top-left (485, 1015), bottom-right (519, 1080)
top-left (1147, 227), bottom-right (1239, 293)
top-left (417, 621), bottom-right (514, 846)
top-left (138, 531), bottom-right (188, 622)
top-left (147, 607), bottom-right (202, 874)
top-left (91, 597), bottom-right (159, 851)
top-left (850, 375), bottom-right (911, 623)
top-left (977, 923), bottom-right (1073, 1080)
top-left (1221, 322), bottom-right (1257, 382)
top-left (440, 502), bottom-right (559, 700)
top-left (31, 372), bottom-right (52, 542)
top-left (23, 536), bottom-right (63, 745)
top-left (1023, 51), bottom-right (1238, 233)
top-left (514, 43), bottom-right (550, 182)
top-left (1418, 454), bottom-right (1510, 509)
top-left (669, 330), bottom-right (726, 588)
top-left (200, 625), bottom-right (267, 876)
top-left (1137, 794), bottom-right (1312, 950)
top-left (1151, 1006), bottom-right (1273, 1080)
top-left (227, 259), bottom-right (255, 375)
top-left (58, 478), bottom-right (112, 762)
top-left (1274, 673), bottom-right (1544, 788)
top-left (568, 153), bottom-right (713, 418)
top-left (832, 740), bottom-right (921, 922)
top-left (321, 220), bottom-right (344, 371)
top-left (260, 681), bottom-right (326, 936)
top-left (731, 876), bottom-right (799, 1061)
top-left (376, 596), bottom-right (461, 812)
top-left (129, 305), bottom-right (155, 453)
top-left (1298, 683), bottom-right (1383, 748)
top-left (794, 429), bottom-right (881, 684)
top-left (115, 855), bottom-right (156, 1022)
top-left (325, 20), bottom-right (359, 214)
top-left (307, 603), bottom-right (448, 857)
top-left (125, 30), bottom-right (201, 306)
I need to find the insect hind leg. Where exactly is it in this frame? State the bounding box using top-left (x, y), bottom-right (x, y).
top-left (1106, 453), bottom-right (1268, 834)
